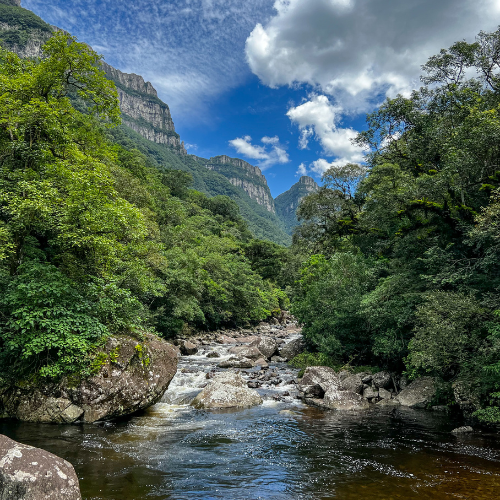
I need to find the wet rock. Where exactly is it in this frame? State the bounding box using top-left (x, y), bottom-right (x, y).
top-left (320, 388), bottom-right (370, 411)
top-left (191, 372), bottom-right (262, 409)
top-left (253, 358), bottom-right (269, 369)
top-left (206, 351), bottom-right (220, 358)
top-left (378, 388), bottom-right (392, 399)
top-left (249, 337), bottom-right (278, 359)
top-left (395, 377), bottom-right (436, 409)
top-left (279, 338), bottom-right (305, 361)
top-left (298, 366), bottom-right (340, 398)
top-left (247, 381), bottom-right (261, 389)
top-left (217, 358), bottom-right (254, 369)
top-left (0, 434), bottom-right (82, 499)
top-left (361, 374), bottom-right (373, 384)
top-left (372, 371), bottom-right (392, 389)
top-left (228, 345), bottom-right (264, 360)
top-left (376, 398), bottom-right (400, 407)
top-left (180, 341), bottom-right (198, 356)
top-left (341, 374), bottom-right (364, 394)
top-left (1, 334), bottom-right (178, 424)
top-left (431, 405), bottom-right (449, 412)
top-left (451, 426), bottom-right (473, 434)
top-left (270, 356), bottom-right (287, 363)
top-left (363, 386), bottom-right (379, 400)
top-left (219, 335), bottom-right (238, 344)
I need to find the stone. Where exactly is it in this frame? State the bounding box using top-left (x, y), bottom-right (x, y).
top-left (376, 398), bottom-right (400, 407)
top-left (270, 356), bottom-right (287, 363)
top-left (1, 334), bottom-right (178, 423)
top-left (228, 346), bottom-right (263, 360)
top-left (395, 377), bottom-right (436, 409)
top-left (279, 338), bottom-right (305, 361)
top-left (179, 341), bottom-right (198, 356)
top-left (341, 374), bottom-right (364, 394)
top-left (298, 366), bottom-right (340, 398)
top-left (372, 371), bottom-right (393, 389)
top-left (219, 335), bottom-right (238, 344)
top-left (249, 337), bottom-right (278, 359)
top-left (361, 374), bottom-right (373, 384)
top-left (451, 426), bottom-right (474, 434)
top-left (338, 370), bottom-right (351, 381)
top-left (191, 372), bottom-right (262, 409)
top-left (217, 358), bottom-right (254, 369)
top-left (253, 358), bottom-right (269, 369)
top-left (206, 351), bottom-right (220, 358)
top-left (0, 434), bottom-right (82, 499)
top-left (363, 386), bottom-right (379, 399)
top-left (378, 388), bottom-right (392, 399)
top-left (322, 388), bottom-right (370, 411)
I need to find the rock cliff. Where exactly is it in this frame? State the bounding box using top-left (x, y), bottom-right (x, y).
top-left (204, 155), bottom-right (276, 213)
top-left (275, 176), bottom-right (319, 234)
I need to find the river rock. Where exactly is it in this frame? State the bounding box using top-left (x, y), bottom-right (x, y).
top-left (378, 388), bottom-right (392, 399)
top-left (228, 346), bottom-right (263, 360)
top-left (323, 388), bottom-right (370, 411)
top-left (298, 366), bottom-right (340, 398)
top-left (191, 372), bottom-right (262, 409)
top-left (395, 377), bottom-right (436, 408)
top-left (279, 338), bottom-right (305, 361)
top-left (180, 340), bottom-right (198, 356)
top-left (249, 337), bottom-right (278, 359)
top-left (217, 358), bottom-right (254, 369)
top-left (372, 371), bottom-right (392, 389)
top-left (451, 426), bottom-right (474, 434)
top-left (1, 334), bottom-right (178, 424)
top-left (363, 386), bottom-right (379, 400)
top-left (0, 434), bottom-right (82, 499)
top-left (206, 351), bottom-right (220, 358)
top-left (340, 374), bottom-right (364, 394)
top-left (254, 358), bottom-right (269, 369)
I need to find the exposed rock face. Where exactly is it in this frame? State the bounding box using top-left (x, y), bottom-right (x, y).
top-left (1, 334), bottom-right (178, 423)
top-left (395, 377), bottom-right (436, 408)
top-left (191, 372), bottom-right (262, 409)
top-left (204, 156), bottom-right (276, 213)
top-left (279, 338), bottom-right (305, 361)
top-left (249, 337), bottom-right (278, 359)
top-left (275, 176), bottom-right (319, 233)
top-left (101, 62), bottom-right (186, 154)
top-left (0, 434), bottom-right (82, 500)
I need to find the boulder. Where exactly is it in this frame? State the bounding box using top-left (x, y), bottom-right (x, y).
top-left (219, 335), bottom-right (238, 344)
top-left (378, 388), bottom-right (392, 400)
top-left (298, 366), bottom-right (340, 398)
top-left (451, 426), bottom-right (473, 434)
top-left (254, 358), bottom-right (269, 369)
top-left (217, 358), bottom-right (254, 369)
top-left (206, 351), bottom-right (220, 358)
top-left (323, 388), bottom-right (370, 411)
top-left (395, 377), bottom-right (436, 409)
top-left (270, 356), bottom-right (287, 363)
top-left (361, 374), bottom-right (373, 384)
top-left (249, 337), bottom-right (278, 359)
top-left (0, 434), bottom-right (82, 499)
top-left (279, 338), bottom-right (305, 361)
top-left (191, 372), bottom-right (262, 409)
top-left (363, 386), bottom-right (379, 400)
top-left (340, 374), bottom-right (364, 394)
top-left (1, 334), bottom-right (178, 424)
top-left (228, 346), bottom-right (263, 360)
top-left (372, 371), bottom-right (392, 389)
top-left (179, 340), bottom-right (198, 356)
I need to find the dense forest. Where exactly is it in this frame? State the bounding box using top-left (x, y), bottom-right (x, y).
top-left (2, 25), bottom-right (500, 426)
top-left (290, 29), bottom-right (500, 424)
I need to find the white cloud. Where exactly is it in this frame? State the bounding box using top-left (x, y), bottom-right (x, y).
top-left (287, 95), bottom-right (366, 163)
top-left (246, 0), bottom-right (500, 113)
top-left (229, 135), bottom-right (290, 169)
top-left (296, 163), bottom-right (308, 176)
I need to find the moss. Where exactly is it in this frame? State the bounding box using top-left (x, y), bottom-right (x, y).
top-left (89, 352), bottom-right (109, 375)
top-left (134, 343), bottom-right (151, 368)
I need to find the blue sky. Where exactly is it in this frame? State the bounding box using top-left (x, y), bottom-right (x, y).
top-left (23, 0), bottom-right (500, 197)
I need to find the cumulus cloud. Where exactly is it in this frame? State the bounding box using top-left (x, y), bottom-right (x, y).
top-left (24, 0), bottom-right (276, 121)
top-left (246, 0), bottom-right (500, 111)
top-left (229, 135), bottom-right (290, 169)
top-left (287, 95), bottom-right (366, 163)
top-left (296, 163), bottom-right (308, 176)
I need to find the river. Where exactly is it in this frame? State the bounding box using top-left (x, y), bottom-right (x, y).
top-left (2, 333), bottom-right (500, 499)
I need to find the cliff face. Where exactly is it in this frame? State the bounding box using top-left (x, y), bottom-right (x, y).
top-left (203, 156), bottom-right (276, 213)
top-left (101, 62), bottom-right (186, 154)
top-left (275, 176), bottom-right (319, 234)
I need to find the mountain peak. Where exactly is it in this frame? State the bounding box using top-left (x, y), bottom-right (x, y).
top-left (299, 176), bottom-right (319, 188)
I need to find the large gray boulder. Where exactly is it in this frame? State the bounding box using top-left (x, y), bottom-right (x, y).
top-left (0, 434), bottom-right (81, 499)
top-left (1, 334), bottom-right (178, 424)
top-left (395, 377), bottom-right (436, 408)
top-left (372, 371), bottom-right (393, 390)
top-left (340, 374), bottom-right (364, 394)
top-left (228, 345), bottom-right (264, 360)
top-left (191, 372), bottom-right (262, 409)
top-left (179, 340), bottom-right (198, 356)
top-left (249, 337), bottom-right (278, 359)
top-left (279, 338), bottom-right (305, 361)
top-left (298, 366), bottom-right (340, 398)
top-left (322, 388), bottom-right (370, 411)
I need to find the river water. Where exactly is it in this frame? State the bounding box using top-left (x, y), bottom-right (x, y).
top-left (2, 335), bottom-right (500, 499)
